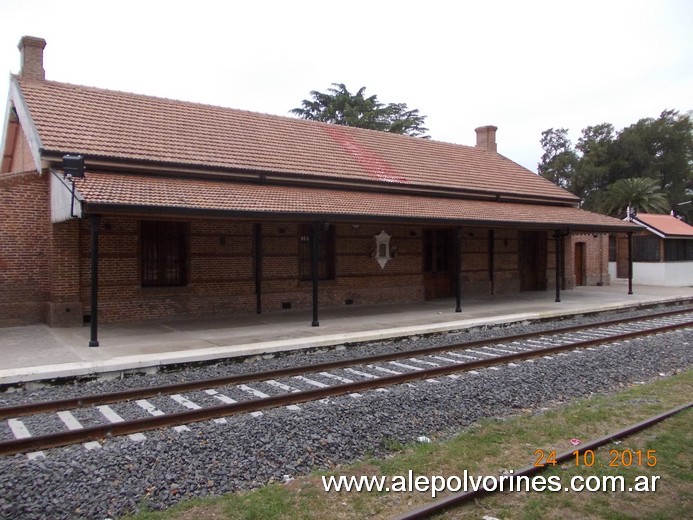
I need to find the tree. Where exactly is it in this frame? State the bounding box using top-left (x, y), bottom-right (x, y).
top-left (538, 110), bottom-right (692, 220)
top-left (291, 83), bottom-right (429, 138)
top-left (537, 128), bottom-right (578, 190)
top-left (598, 177), bottom-right (670, 217)
top-left (611, 110), bottom-right (693, 211)
top-left (574, 123), bottom-right (616, 208)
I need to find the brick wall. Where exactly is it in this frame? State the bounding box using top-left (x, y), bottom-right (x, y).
top-left (566, 233), bottom-right (610, 287)
top-left (0, 179), bottom-right (576, 327)
top-left (7, 125), bottom-right (35, 173)
top-left (68, 220), bottom-right (534, 324)
top-left (0, 171), bottom-right (51, 325)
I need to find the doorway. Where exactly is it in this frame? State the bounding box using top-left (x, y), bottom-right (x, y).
top-left (423, 229), bottom-right (454, 299)
top-left (574, 242), bottom-right (586, 286)
top-left (518, 231), bottom-right (547, 291)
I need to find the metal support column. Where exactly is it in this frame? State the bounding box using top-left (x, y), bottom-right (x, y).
top-left (488, 229), bottom-right (495, 295)
top-left (455, 227), bottom-right (462, 313)
top-left (555, 230), bottom-right (562, 303)
top-left (311, 221), bottom-right (320, 327)
top-left (89, 214), bottom-right (101, 347)
top-left (627, 231), bottom-right (634, 295)
top-left (254, 223), bottom-right (262, 314)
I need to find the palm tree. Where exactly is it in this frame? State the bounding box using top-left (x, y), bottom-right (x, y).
top-left (598, 177), bottom-right (669, 217)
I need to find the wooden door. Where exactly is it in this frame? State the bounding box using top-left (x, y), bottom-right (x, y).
top-left (575, 242), bottom-right (585, 286)
top-left (518, 231), bottom-right (547, 291)
top-left (423, 229), bottom-right (454, 299)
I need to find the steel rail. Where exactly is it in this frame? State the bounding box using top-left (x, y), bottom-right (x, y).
top-left (0, 319), bottom-right (690, 456)
top-left (1, 306), bottom-right (691, 420)
top-left (392, 401), bottom-right (693, 520)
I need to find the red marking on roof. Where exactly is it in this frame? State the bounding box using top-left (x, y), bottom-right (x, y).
top-left (322, 125), bottom-right (408, 184)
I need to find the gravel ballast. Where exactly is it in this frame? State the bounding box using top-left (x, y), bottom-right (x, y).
top-left (0, 309), bottom-right (691, 519)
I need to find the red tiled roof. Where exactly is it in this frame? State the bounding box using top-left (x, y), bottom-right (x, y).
top-left (74, 172), bottom-right (636, 231)
top-left (17, 77), bottom-right (578, 203)
top-left (633, 213), bottom-right (693, 238)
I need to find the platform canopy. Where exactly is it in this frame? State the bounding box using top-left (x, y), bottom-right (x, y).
top-left (68, 171), bottom-right (637, 233)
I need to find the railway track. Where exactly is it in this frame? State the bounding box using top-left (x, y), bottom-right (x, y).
top-left (393, 402), bottom-right (693, 520)
top-left (1, 307), bottom-right (692, 458)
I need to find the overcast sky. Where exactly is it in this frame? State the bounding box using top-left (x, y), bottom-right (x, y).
top-left (0, 0), bottom-right (690, 171)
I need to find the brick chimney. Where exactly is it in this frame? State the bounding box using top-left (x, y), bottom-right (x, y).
top-left (475, 125), bottom-right (498, 153)
top-left (18, 36), bottom-right (47, 81)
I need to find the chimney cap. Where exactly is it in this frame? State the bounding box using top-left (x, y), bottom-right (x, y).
top-left (18, 35), bottom-right (47, 50)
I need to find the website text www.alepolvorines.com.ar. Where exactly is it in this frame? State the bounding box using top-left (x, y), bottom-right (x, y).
top-left (322, 470), bottom-right (661, 499)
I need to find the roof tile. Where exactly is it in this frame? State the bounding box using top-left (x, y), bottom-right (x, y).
top-left (18, 78), bottom-right (577, 202)
top-left (634, 213), bottom-right (693, 237)
top-left (75, 172), bottom-right (634, 231)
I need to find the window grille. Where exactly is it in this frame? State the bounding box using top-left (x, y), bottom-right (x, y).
top-left (141, 221), bottom-right (187, 286)
top-left (608, 235), bottom-right (617, 262)
top-left (632, 235), bottom-right (660, 262)
top-left (664, 239), bottom-right (693, 261)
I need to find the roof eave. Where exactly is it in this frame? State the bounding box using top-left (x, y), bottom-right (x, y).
top-left (42, 150), bottom-right (580, 207)
top-left (81, 201), bottom-right (638, 233)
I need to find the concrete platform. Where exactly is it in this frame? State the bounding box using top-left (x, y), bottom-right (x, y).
top-left (1, 284), bottom-right (692, 386)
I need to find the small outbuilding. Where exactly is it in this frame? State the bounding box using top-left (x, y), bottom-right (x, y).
top-left (610, 213), bottom-right (693, 286)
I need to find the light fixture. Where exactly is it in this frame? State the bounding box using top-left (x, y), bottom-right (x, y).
top-left (62, 154), bottom-right (84, 178)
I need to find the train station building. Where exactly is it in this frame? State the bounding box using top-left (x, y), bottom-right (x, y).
top-left (0, 36), bottom-right (637, 342)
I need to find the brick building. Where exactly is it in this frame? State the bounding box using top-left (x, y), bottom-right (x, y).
top-left (0, 36), bottom-right (636, 341)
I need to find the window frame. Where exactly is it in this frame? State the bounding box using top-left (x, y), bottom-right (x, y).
top-left (632, 235), bottom-right (660, 262)
top-left (140, 220), bottom-right (188, 287)
top-left (664, 239), bottom-right (693, 262)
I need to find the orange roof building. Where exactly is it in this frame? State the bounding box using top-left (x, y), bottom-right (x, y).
top-left (0, 36), bottom-right (637, 342)
top-left (609, 213), bottom-right (693, 287)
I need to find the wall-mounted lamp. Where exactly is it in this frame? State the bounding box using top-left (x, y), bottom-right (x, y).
top-left (62, 154), bottom-right (84, 219)
top-left (62, 154), bottom-right (85, 178)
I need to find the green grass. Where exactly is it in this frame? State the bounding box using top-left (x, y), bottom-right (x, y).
top-left (124, 369), bottom-right (692, 520)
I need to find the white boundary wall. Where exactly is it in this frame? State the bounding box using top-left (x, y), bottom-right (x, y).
top-left (609, 261), bottom-right (693, 286)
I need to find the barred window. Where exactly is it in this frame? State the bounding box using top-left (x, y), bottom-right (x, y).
top-left (632, 235), bottom-right (660, 262)
top-left (298, 223), bottom-right (335, 281)
top-left (664, 239), bottom-right (693, 261)
top-left (141, 221), bottom-right (187, 287)
top-left (608, 235), bottom-right (617, 262)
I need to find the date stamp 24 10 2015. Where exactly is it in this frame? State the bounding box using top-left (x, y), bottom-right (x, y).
top-left (534, 449), bottom-right (658, 468)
